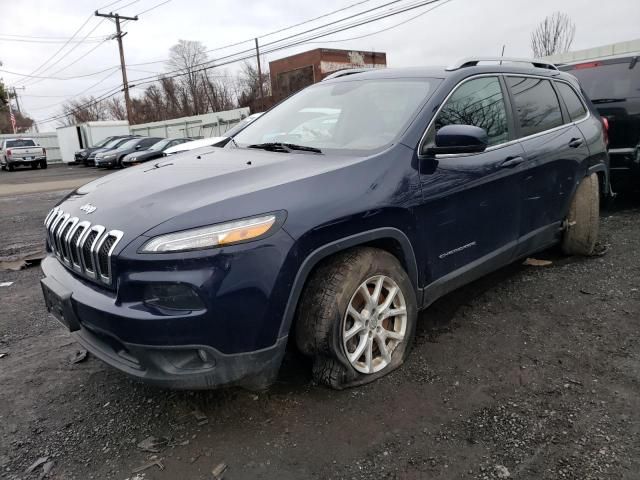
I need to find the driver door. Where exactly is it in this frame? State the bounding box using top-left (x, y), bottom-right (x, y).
top-left (417, 75), bottom-right (525, 286)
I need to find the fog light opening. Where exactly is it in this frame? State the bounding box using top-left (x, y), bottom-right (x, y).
top-left (143, 283), bottom-right (205, 312)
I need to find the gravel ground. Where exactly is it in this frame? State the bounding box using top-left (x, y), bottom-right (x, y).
top-left (0, 171), bottom-right (638, 480)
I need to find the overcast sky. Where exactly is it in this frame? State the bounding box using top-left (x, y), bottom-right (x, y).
top-left (1, 0), bottom-right (638, 130)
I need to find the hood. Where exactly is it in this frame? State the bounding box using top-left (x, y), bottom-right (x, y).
top-left (57, 147), bottom-right (364, 246)
top-left (123, 149), bottom-right (162, 163)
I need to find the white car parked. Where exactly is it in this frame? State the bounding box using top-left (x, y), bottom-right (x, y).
top-left (164, 113), bottom-right (263, 155)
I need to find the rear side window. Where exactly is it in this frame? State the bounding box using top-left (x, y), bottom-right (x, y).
top-left (424, 76), bottom-right (509, 151)
top-left (507, 77), bottom-right (563, 137)
top-left (556, 82), bottom-right (587, 121)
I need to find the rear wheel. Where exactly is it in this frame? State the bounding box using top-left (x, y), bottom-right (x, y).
top-left (562, 173), bottom-right (599, 256)
top-left (7, 163), bottom-right (14, 172)
top-left (295, 247), bottom-right (417, 389)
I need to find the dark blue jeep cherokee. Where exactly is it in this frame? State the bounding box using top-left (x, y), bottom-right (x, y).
top-left (41, 58), bottom-right (608, 390)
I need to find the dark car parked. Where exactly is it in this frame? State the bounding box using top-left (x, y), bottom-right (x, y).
top-left (85, 136), bottom-right (140, 166)
top-left (41, 58), bottom-right (608, 391)
top-left (74, 135), bottom-right (131, 165)
top-left (121, 137), bottom-right (192, 166)
top-left (560, 55), bottom-right (639, 190)
top-left (95, 137), bottom-right (164, 169)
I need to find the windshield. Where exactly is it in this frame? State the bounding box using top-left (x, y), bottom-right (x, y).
top-left (6, 139), bottom-right (36, 148)
top-left (93, 137), bottom-right (115, 148)
top-left (565, 60), bottom-right (640, 100)
top-left (149, 139), bottom-right (173, 151)
top-left (117, 139), bottom-right (139, 150)
top-left (233, 78), bottom-right (437, 153)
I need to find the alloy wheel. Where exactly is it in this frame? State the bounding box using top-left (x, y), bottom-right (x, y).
top-left (342, 275), bottom-right (407, 374)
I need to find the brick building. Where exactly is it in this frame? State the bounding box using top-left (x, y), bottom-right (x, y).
top-left (269, 48), bottom-right (387, 101)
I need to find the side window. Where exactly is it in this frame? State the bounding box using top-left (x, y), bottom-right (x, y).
top-left (556, 82), bottom-right (587, 121)
top-left (506, 77), bottom-right (563, 137)
top-left (423, 76), bottom-right (509, 153)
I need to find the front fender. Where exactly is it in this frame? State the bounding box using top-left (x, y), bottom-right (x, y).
top-left (277, 226), bottom-right (419, 338)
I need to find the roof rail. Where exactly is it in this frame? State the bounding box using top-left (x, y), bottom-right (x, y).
top-left (322, 68), bottom-right (373, 81)
top-left (446, 57), bottom-right (558, 71)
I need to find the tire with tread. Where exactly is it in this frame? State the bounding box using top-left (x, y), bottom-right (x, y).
top-left (40, 160), bottom-right (47, 169)
top-left (562, 173), bottom-right (599, 256)
top-left (295, 247), bottom-right (417, 389)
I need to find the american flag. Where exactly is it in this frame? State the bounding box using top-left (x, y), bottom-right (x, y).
top-left (9, 105), bottom-right (17, 134)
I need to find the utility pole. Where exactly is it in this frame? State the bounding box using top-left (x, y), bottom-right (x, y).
top-left (12, 86), bottom-right (25, 114)
top-left (95, 10), bottom-right (138, 123)
top-left (254, 38), bottom-right (265, 112)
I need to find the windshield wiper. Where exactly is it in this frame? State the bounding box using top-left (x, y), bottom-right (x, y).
top-left (591, 98), bottom-right (626, 104)
top-left (248, 142), bottom-right (322, 154)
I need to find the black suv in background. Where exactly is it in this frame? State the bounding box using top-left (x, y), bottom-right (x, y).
top-left (561, 55), bottom-right (640, 190)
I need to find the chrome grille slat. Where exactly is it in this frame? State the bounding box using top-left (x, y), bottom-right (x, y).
top-left (44, 208), bottom-right (123, 287)
top-left (53, 213), bottom-right (70, 256)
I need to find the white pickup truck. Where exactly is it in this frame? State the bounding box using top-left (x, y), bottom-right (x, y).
top-left (0, 138), bottom-right (47, 171)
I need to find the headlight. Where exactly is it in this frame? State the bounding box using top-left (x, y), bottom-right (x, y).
top-left (140, 213), bottom-right (281, 253)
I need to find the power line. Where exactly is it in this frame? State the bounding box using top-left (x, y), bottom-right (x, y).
top-left (0, 65), bottom-right (120, 81)
top-left (0, 36), bottom-right (109, 44)
top-left (306, 0), bottom-right (452, 44)
top-left (13, 16), bottom-right (95, 87)
top-left (11, 0), bottom-right (130, 87)
top-left (34, 0), bottom-right (450, 125)
top-left (20, 19), bottom-right (110, 87)
top-left (134, 0), bottom-right (172, 16)
top-left (126, 0), bottom-right (381, 67)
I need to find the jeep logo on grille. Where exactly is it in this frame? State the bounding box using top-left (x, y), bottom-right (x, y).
top-left (80, 203), bottom-right (97, 214)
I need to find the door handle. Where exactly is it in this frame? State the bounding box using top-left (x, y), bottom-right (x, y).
top-left (568, 137), bottom-right (583, 148)
top-left (500, 156), bottom-right (525, 168)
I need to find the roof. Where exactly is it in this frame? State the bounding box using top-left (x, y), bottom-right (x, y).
top-left (322, 62), bottom-right (572, 83)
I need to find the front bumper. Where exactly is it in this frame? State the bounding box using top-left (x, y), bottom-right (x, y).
top-left (95, 157), bottom-right (116, 167)
top-left (40, 248), bottom-right (292, 389)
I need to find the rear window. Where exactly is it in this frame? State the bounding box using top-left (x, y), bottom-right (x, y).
top-left (556, 82), bottom-right (587, 121)
top-left (507, 77), bottom-right (563, 137)
top-left (564, 59), bottom-right (640, 100)
top-left (6, 139), bottom-right (36, 148)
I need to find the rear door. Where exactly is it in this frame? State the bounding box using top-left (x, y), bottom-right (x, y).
top-left (505, 76), bottom-right (589, 253)
top-left (417, 75), bottom-right (525, 283)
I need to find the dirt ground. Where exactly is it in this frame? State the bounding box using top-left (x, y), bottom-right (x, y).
top-left (1, 166), bottom-right (639, 480)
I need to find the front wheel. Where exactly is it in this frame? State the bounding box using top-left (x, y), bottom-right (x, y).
top-left (40, 160), bottom-right (47, 169)
top-left (295, 247), bottom-right (417, 389)
top-left (562, 173), bottom-right (599, 256)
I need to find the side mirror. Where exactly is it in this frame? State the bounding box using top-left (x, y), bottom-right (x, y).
top-left (425, 125), bottom-right (488, 156)
top-left (135, 144), bottom-right (142, 150)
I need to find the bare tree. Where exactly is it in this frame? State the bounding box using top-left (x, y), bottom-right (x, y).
top-left (531, 12), bottom-right (576, 58)
top-left (58, 96), bottom-right (110, 125)
top-left (236, 61), bottom-right (271, 110)
top-left (166, 40), bottom-right (209, 116)
top-left (105, 97), bottom-right (126, 120)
